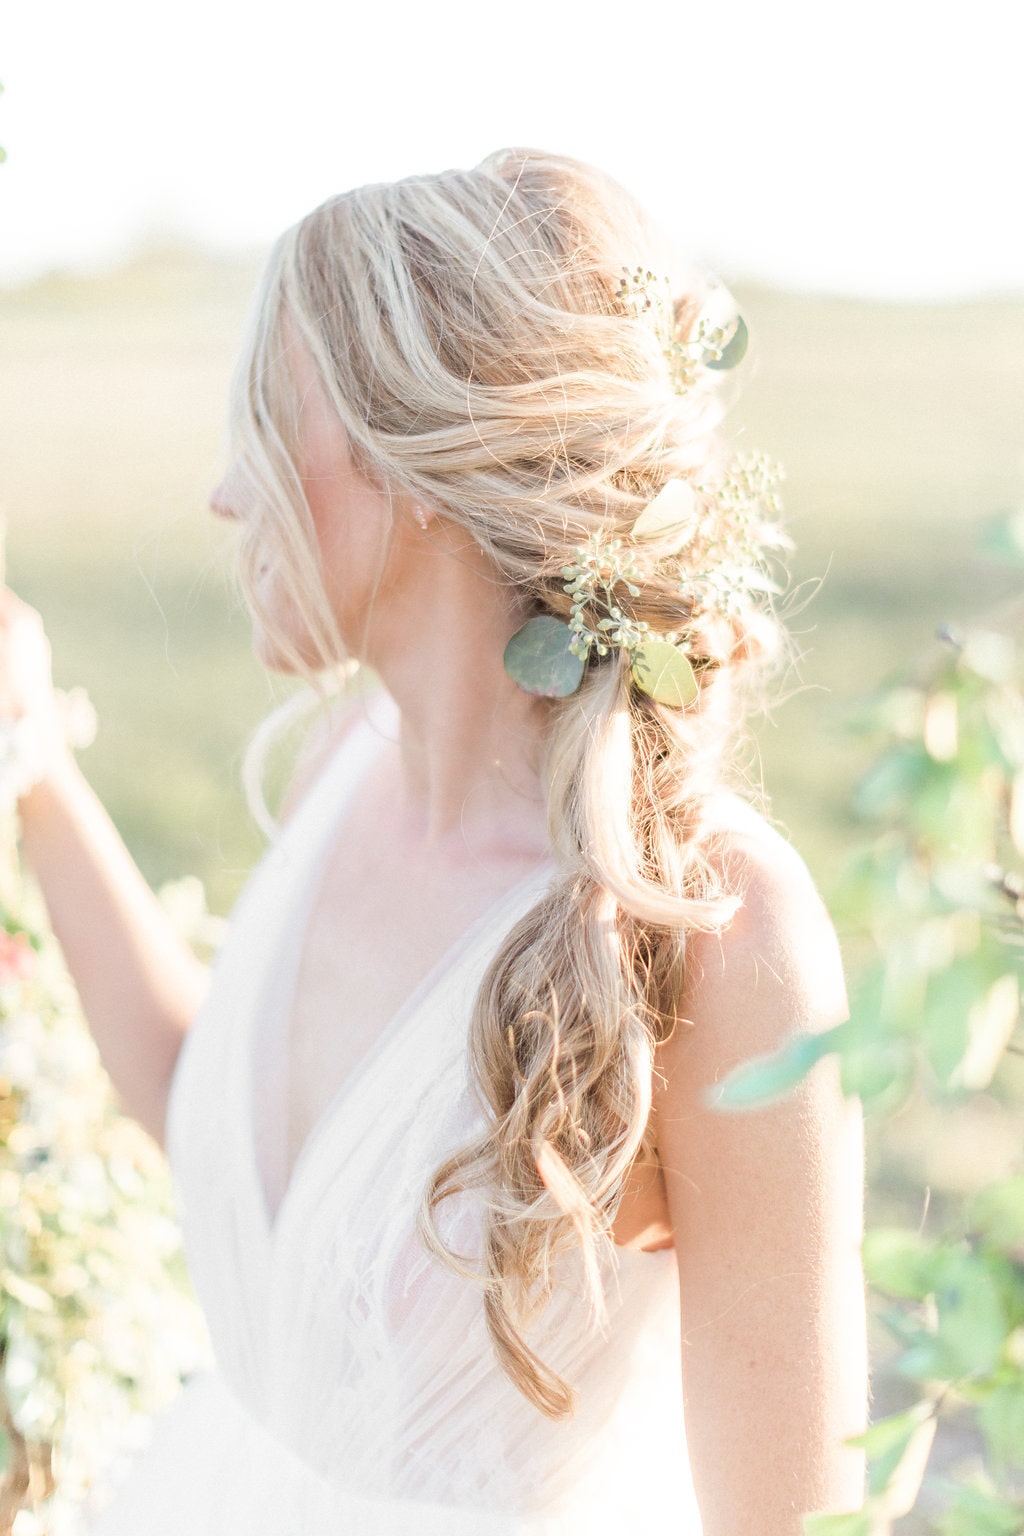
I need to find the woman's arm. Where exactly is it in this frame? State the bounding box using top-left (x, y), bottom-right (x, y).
top-left (2, 587), bottom-right (208, 1146)
top-left (653, 824), bottom-right (867, 1536)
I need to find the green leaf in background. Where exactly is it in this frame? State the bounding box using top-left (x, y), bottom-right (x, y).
top-left (711, 1025), bottom-right (845, 1110)
top-left (802, 1512), bottom-right (875, 1536)
top-left (979, 507), bottom-right (1024, 566)
top-left (901, 1249), bottom-right (1008, 1380)
top-left (912, 764), bottom-right (999, 861)
top-left (971, 1176), bottom-right (1024, 1250)
top-left (956, 972), bottom-right (1020, 1092)
top-left (0, 1424), bottom-right (11, 1476)
top-left (838, 1029), bottom-right (912, 1110)
top-left (977, 1379), bottom-right (1024, 1470)
top-left (853, 743), bottom-right (934, 823)
top-left (862, 1228), bottom-right (944, 1301)
top-left (922, 953), bottom-right (1002, 1089)
top-left (936, 1480), bottom-right (1024, 1536)
top-left (831, 837), bottom-right (929, 934)
top-left (502, 616), bottom-right (584, 698)
top-left (849, 1401), bottom-right (937, 1499)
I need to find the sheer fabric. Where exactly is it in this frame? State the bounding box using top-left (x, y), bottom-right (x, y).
top-left (91, 704), bottom-right (702, 1533)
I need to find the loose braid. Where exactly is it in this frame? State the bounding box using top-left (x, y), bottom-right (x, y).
top-left (230, 148), bottom-right (783, 1416)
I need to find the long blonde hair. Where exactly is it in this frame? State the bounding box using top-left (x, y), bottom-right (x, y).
top-left (228, 148), bottom-right (782, 1417)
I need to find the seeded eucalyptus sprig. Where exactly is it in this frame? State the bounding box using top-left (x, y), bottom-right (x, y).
top-left (613, 267), bottom-right (749, 392)
top-left (502, 453), bottom-right (783, 708)
top-left (502, 271), bottom-right (770, 709)
top-left (504, 528), bottom-right (698, 709)
top-left (562, 537), bottom-right (646, 660)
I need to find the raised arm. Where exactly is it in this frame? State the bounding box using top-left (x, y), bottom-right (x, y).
top-left (654, 821), bottom-right (867, 1536)
top-left (1, 586), bottom-right (209, 1145)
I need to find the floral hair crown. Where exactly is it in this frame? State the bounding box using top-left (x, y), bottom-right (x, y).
top-left (503, 274), bottom-right (781, 708)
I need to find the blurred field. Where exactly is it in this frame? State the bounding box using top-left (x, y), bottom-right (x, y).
top-left (2, 249), bottom-right (1021, 906)
top-left (1, 251), bottom-right (1022, 1231)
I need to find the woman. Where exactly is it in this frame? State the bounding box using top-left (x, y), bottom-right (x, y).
top-left (2, 148), bottom-right (866, 1533)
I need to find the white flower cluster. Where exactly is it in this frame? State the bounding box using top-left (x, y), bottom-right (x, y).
top-left (0, 855), bottom-right (210, 1530)
top-left (0, 689), bottom-right (98, 815)
top-left (562, 537), bottom-right (648, 661)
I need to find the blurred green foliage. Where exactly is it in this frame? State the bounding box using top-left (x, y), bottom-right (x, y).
top-left (0, 859), bottom-right (209, 1528)
top-left (0, 247), bottom-right (1022, 1529)
top-left (727, 514), bottom-right (1024, 1531)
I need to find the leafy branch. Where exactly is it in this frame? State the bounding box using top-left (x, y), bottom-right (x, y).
top-left (719, 512), bottom-right (1024, 1533)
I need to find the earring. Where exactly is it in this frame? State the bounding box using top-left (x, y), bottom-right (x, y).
top-left (412, 505), bottom-right (430, 532)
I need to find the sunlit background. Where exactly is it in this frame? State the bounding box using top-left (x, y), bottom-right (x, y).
top-left (2, 5), bottom-right (1024, 1393)
top-left (3, 0), bottom-right (1023, 297)
top-left (2, 0), bottom-right (1022, 882)
top-left (3, 0), bottom-right (1023, 870)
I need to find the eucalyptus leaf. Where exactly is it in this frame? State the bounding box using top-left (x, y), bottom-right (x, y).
top-left (979, 507), bottom-right (1024, 567)
top-left (853, 744), bottom-right (933, 823)
top-left (955, 972), bottom-right (1019, 1091)
top-left (928, 1248), bottom-right (1008, 1377)
top-left (705, 314), bottom-right (749, 371)
top-left (712, 1026), bottom-right (844, 1110)
top-left (857, 1405), bottom-right (936, 1512)
top-left (922, 953), bottom-right (991, 1088)
top-left (848, 1410), bottom-right (921, 1461)
top-left (936, 1481), bottom-right (1024, 1536)
top-left (630, 640), bottom-right (698, 708)
top-left (631, 479), bottom-right (697, 545)
top-left (971, 1175), bottom-right (1024, 1249)
top-left (801, 1512), bottom-right (874, 1536)
top-left (503, 616), bottom-right (584, 698)
top-left (838, 1029), bottom-right (912, 1113)
top-left (861, 1228), bottom-right (942, 1300)
top-left (977, 1381), bottom-right (1024, 1469)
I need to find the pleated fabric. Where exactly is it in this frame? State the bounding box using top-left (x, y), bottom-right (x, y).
top-left (91, 701), bottom-right (702, 1533)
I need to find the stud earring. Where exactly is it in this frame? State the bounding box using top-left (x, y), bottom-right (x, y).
top-left (412, 504), bottom-right (430, 532)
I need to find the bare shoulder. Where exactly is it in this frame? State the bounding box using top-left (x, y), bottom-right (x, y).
top-left (652, 813), bottom-right (867, 1531)
top-left (663, 792), bottom-right (848, 1080)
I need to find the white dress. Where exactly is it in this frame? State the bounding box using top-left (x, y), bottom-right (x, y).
top-left (91, 710), bottom-right (703, 1534)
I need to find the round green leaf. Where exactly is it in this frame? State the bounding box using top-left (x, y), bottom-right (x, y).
top-left (971, 1175), bottom-right (1024, 1249)
top-left (802, 1513), bottom-right (875, 1536)
top-left (980, 507), bottom-right (1024, 567)
top-left (631, 640), bottom-right (698, 708)
top-left (862, 1228), bottom-right (942, 1300)
top-left (978, 1381), bottom-right (1024, 1470)
top-left (503, 616), bottom-right (584, 698)
top-left (938, 1483), bottom-right (1024, 1536)
top-left (631, 479), bottom-right (697, 545)
top-left (705, 314), bottom-right (749, 371)
top-left (712, 1025), bottom-right (845, 1110)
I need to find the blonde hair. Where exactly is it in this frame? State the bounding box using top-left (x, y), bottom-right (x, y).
top-left (228, 148), bottom-right (782, 1417)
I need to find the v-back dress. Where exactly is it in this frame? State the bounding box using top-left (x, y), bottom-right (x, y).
top-left (90, 703), bottom-right (703, 1534)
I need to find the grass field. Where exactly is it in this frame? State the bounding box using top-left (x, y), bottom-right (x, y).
top-left (2, 248), bottom-right (1021, 908)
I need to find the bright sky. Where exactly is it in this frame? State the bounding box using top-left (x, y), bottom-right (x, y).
top-left (2, 0), bottom-right (1022, 298)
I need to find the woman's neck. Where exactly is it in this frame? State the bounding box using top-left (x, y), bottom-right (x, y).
top-left (366, 526), bottom-right (552, 861)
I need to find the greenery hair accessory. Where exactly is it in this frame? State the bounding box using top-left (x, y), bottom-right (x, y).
top-left (502, 274), bottom-right (770, 707)
top-left (503, 510), bottom-right (700, 708)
